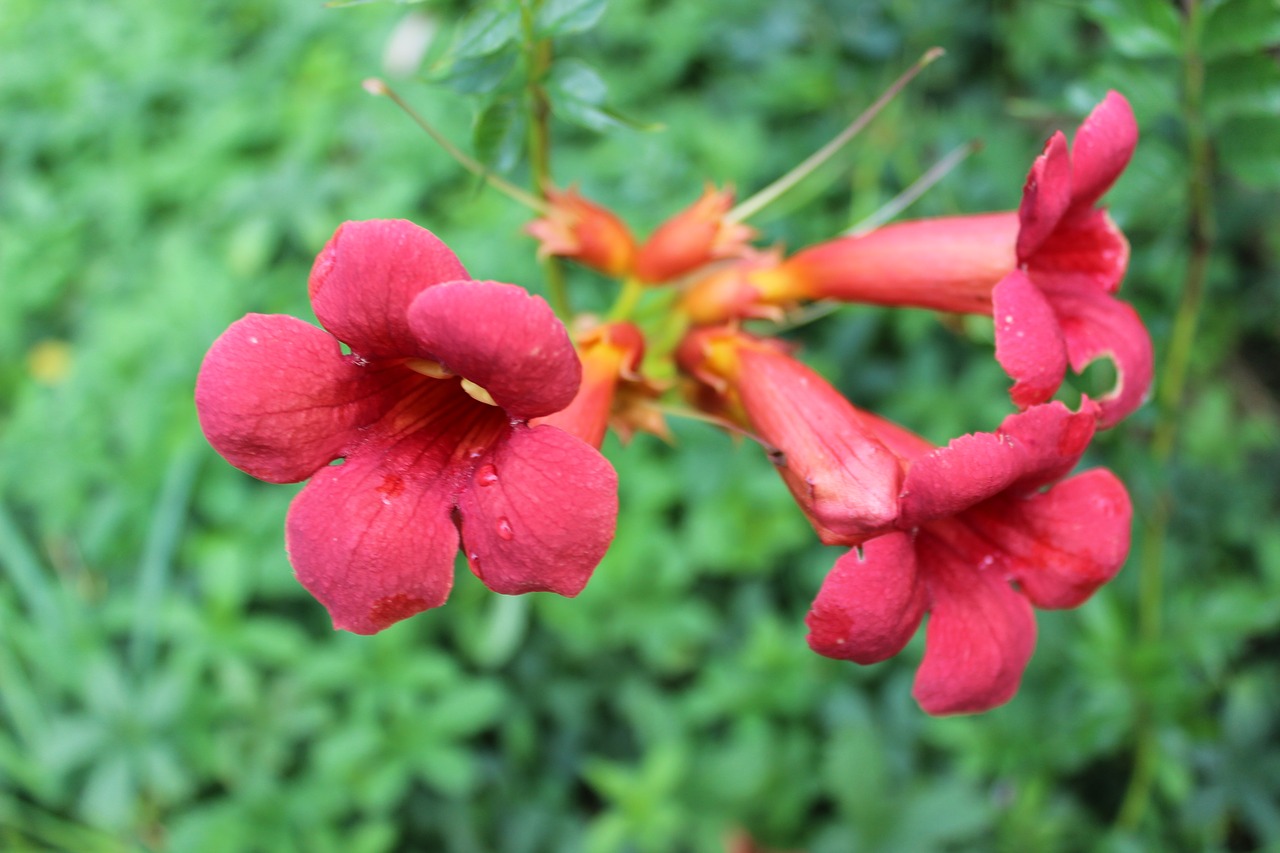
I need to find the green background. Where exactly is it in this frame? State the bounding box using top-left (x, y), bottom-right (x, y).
top-left (2, 0), bottom-right (1278, 850)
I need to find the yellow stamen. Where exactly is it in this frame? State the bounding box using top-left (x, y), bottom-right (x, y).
top-left (461, 378), bottom-right (498, 406)
top-left (406, 358), bottom-right (455, 379)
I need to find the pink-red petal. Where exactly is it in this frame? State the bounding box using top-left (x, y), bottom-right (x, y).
top-left (1016, 132), bottom-right (1073, 262)
top-left (1068, 91), bottom-right (1139, 215)
top-left (456, 425), bottom-right (618, 597)
top-left (787, 214), bottom-right (1018, 315)
top-left (1042, 284), bottom-right (1154, 429)
top-left (1027, 208), bottom-right (1130, 295)
top-left (736, 346), bottom-right (903, 545)
top-left (309, 220), bottom-right (470, 360)
top-left (284, 434), bottom-right (463, 635)
top-left (992, 271), bottom-right (1069, 409)
top-left (806, 532), bottom-right (927, 664)
top-left (912, 526), bottom-right (1037, 715)
top-left (407, 281), bottom-right (581, 421)
top-left (899, 401), bottom-right (1097, 528)
top-left (195, 314), bottom-right (405, 483)
top-left (971, 469), bottom-right (1132, 609)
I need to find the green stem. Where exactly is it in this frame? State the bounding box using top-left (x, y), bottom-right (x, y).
top-left (606, 277), bottom-right (644, 322)
top-left (519, 1), bottom-right (571, 318)
top-left (1116, 0), bottom-right (1214, 831)
top-left (726, 47), bottom-right (944, 224)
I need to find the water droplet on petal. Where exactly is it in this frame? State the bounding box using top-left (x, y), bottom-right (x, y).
top-left (476, 464), bottom-right (499, 487)
top-left (495, 517), bottom-right (514, 540)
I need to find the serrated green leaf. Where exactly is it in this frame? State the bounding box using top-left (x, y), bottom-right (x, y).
top-left (546, 58), bottom-right (644, 132)
top-left (472, 96), bottom-right (526, 174)
top-left (449, 6), bottom-right (521, 60)
top-left (547, 57), bottom-right (608, 106)
top-left (431, 50), bottom-right (518, 95)
top-left (1218, 114), bottom-right (1280, 187)
top-left (535, 0), bottom-right (608, 37)
top-left (1201, 0), bottom-right (1280, 59)
top-left (1084, 0), bottom-right (1184, 58)
top-left (548, 97), bottom-right (622, 132)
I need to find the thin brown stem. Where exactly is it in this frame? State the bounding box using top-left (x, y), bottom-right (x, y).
top-left (364, 78), bottom-right (547, 213)
top-left (726, 48), bottom-right (945, 224)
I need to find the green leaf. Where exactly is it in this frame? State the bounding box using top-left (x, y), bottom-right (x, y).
top-left (80, 756), bottom-right (134, 829)
top-left (1084, 0), bottom-right (1184, 58)
top-left (325, 0), bottom-right (428, 7)
top-left (448, 6), bottom-right (521, 60)
top-left (546, 57), bottom-right (608, 106)
top-left (1205, 54), bottom-right (1280, 126)
top-left (544, 58), bottom-right (659, 132)
top-left (430, 50), bottom-right (519, 95)
top-left (1201, 0), bottom-right (1280, 59)
top-left (535, 0), bottom-right (608, 37)
top-left (472, 96), bottom-right (526, 174)
top-left (1218, 114), bottom-right (1280, 187)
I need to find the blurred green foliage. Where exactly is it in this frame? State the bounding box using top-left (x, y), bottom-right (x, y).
top-left (2, 0), bottom-right (1279, 850)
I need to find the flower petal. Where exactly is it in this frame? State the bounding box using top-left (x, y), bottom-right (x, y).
top-left (736, 345), bottom-right (903, 545)
top-left (1016, 132), bottom-right (1073, 262)
top-left (787, 214), bottom-right (1018, 314)
top-left (971, 469), bottom-right (1132, 609)
top-left (806, 532), bottom-right (927, 664)
top-left (900, 401), bottom-right (1097, 528)
top-left (457, 424), bottom-right (618, 597)
top-left (1068, 91), bottom-right (1138, 215)
top-left (1043, 284), bottom-right (1154, 429)
top-left (309, 220), bottom-right (470, 359)
top-left (1028, 208), bottom-right (1130, 295)
top-left (912, 525), bottom-right (1037, 715)
top-left (407, 281), bottom-right (581, 420)
top-left (993, 271), bottom-right (1069, 409)
top-left (285, 433), bottom-right (463, 635)
top-left (195, 314), bottom-right (405, 483)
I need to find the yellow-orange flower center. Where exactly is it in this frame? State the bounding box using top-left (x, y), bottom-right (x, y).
top-left (406, 358), bottom-right (499, 407)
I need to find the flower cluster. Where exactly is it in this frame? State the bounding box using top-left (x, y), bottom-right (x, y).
top-left (197, 92), bottom-right (1149, 714)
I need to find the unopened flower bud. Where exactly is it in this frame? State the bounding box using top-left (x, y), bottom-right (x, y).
top-left (635, 185), bottom-right (756, 284)
top-left (525, 187), bottom-right (637, 278)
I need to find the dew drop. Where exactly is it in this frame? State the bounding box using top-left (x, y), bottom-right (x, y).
top-left (467, 446), bottom-right (485, 459)
top-left (495, 517), bottom-right (514, 540)
top-left (476, 464), bottom-right (499, 487)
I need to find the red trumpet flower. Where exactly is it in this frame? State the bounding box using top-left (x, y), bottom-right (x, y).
top-left (196, 219), bottom-right (618, 634)
top-left (806, 400), bottom-right (1131, 715)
